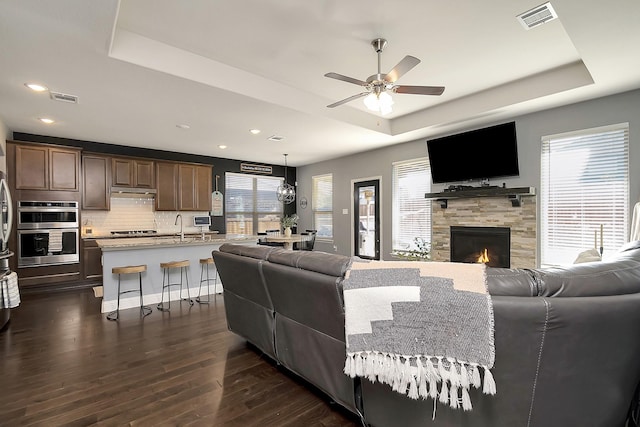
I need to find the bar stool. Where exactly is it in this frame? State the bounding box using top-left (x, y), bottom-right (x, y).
top-left (157, 260), bottom-right (193, 311)
top-left (107, 264), bottom-right (152, 321)
top-left (196, 258), bottom-right (218, 304)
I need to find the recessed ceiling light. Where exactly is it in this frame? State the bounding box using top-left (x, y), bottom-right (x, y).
top-left (267, 135), bottom-right (285, 142)
top-left (38, 117), bottom-right (54, 124)
top-left (250, 129), bottom-right (261, 135)
top-left (25, 83), bottom-right (48, 92)
top-left (176, 124), bottom-right (190, 129)
top-left (218, 145), bottom-right (227, 149)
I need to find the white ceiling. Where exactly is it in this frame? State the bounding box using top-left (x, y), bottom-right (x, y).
top-left (1, 0), bottom-right (639, 167)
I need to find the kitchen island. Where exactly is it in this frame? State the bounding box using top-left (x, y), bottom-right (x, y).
top-left (96, 235), bottom-right (257, 314)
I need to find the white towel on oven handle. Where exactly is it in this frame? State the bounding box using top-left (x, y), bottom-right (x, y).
top-left (1, 272), bottom-right (20, 308)
top-left (48, 230), bottom-right (63, 253)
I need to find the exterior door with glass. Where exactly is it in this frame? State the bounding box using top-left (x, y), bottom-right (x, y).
top-left (354, 180), bottom-right (380, 260)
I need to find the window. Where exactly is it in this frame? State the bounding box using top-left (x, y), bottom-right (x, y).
top-left (392, 158), bottom-right (431, 252)
top-left (225, 172), bottom-right (283, 235)
top-left (312, 174), bottom-right (333, 239)
top-left (541, 123), bottom-right (629, 266)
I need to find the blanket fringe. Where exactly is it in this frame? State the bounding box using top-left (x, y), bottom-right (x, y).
top-left (345, 351), bottom-right (495, 409)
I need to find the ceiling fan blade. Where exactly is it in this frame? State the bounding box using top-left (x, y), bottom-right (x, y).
top-left (324, 72), bottom-right (368, 87)
top-left (394, 85), bottom-right (445, 96)
top-left (327, 92), bottom-right (369, 108)
top-left (384, 55), bottom-right (421, 83)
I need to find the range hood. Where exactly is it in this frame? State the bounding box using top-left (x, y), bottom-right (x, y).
top-left (111, 186), bottom-right (157, 198)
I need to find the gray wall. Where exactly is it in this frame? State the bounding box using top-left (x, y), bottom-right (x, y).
top-left (297, 89), bottom-right (640, 261)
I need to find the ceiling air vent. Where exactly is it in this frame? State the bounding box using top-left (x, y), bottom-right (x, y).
top-left (267, 135), bottom-right (285, 142)
top-left (50, 91), bottom-right (79, 104)
top-left (517, 2), bottom-right (558, 30)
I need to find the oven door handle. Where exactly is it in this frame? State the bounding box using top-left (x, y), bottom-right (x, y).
top-left (0, 179), bottom-right (13, 246)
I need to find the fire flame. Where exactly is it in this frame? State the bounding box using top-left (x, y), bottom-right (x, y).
top-left (477, 248), bottom-right (490, 264)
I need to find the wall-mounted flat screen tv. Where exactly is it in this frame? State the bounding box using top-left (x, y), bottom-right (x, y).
top-left (426, 121), bottom-right (519, 184)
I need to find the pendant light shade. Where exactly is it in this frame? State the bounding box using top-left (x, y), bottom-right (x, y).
top-left (277, 154), bottom-right (296, 204)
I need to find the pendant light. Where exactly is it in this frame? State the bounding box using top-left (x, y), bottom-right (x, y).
top-left (277, 154), bottom-right (295, 204)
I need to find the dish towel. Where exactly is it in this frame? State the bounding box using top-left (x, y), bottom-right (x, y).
top-left (0, 272), bottom-right (20, 309)
top-left (630, 202), bottom-right (640, 242)
top-left (48, 230), bottom-right (63, 253)
top-left (343, 259), bottom-right (496, 411)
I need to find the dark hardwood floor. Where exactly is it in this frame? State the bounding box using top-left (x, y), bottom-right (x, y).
top-left (0, 289), bottom-right (362, 426)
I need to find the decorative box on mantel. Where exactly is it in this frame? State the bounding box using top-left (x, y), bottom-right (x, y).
top-left (427, 187), bottom-right (537, 269)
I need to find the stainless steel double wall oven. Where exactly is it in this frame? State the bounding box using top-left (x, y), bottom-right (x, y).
top-left (17, 201), bottom-right (79, 267)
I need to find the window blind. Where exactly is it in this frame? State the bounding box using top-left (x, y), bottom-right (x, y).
top-left (312, 174), bottom-right (333, 238)
top-left (225, 172), bottom-right (283, 235)
top-left (392, 158), bottom-right (431, 251)
top-left (541, 123), bottom-right (629, 266)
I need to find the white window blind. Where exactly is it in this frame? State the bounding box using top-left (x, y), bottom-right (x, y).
top-left (225, 172), bottom-right (283, 235)
top-left (392, 158), bottom-right (431, 252)
top-left (312, 174), bottom-right (333, 239)
top-left (541, 123), bottom-right (629, 266)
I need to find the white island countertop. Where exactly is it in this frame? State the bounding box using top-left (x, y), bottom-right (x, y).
top-left (96, 234), bottom-right (257, 251)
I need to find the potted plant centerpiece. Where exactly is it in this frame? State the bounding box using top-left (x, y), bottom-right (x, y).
top-left (281, 214), bottom-right (299, 237)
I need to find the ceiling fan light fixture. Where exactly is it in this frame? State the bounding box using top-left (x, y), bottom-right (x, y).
top-left (364, 91), bottom-right (393, 115)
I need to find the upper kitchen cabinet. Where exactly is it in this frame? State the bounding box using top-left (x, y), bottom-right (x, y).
top-left (156, 162), bottom-right (212, 211)
top-left (112, 157), bottom-right (154, 189)
top-left (179, 164), bottom-right (212, 211)
top-left (155, 161), bottom-right (178, 211)
top-left (82, 154), bottom-right (110, 210)
top-left (11, 142), bottom-right (80, 192)
top-left (195, 164), bottom-right (212, 211)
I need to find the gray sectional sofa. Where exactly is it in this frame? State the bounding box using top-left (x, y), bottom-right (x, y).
top-left (212, 241), bottom-right (640, 427)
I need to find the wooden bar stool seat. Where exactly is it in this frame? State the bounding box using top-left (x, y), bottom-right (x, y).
top-left (157, 260), bottom-right (193, 311)
top-left (107, 264), bottom-right (151, 321)
top-left (196, 257), bottom-right (218, 304)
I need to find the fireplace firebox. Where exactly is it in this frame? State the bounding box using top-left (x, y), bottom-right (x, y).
top-left (450, 226), bottom-right (510, 268)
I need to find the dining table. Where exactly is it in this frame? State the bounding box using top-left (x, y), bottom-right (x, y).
top-left (264, 234), bottom-right (305, 250)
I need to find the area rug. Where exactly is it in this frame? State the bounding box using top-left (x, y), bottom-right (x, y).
top-left (342, 259), bottom-right (496, 411)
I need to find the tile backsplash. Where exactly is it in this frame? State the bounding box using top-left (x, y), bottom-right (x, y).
top-left (81, 197), bottom-right (211, 236)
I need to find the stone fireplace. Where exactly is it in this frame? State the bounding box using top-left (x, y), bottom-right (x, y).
top-left (430, 193), bottom-right (537, 268)
top-left (450, 226), bottom-right (511, 268)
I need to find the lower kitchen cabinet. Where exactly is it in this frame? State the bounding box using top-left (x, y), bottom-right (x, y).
top-left (82, 239), bottom-right (103, 281)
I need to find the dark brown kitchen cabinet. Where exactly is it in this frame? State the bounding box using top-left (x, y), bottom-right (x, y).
top-left (112, 158), bottom-right (154, 188)
top-left (155, 161), bottom-right (178, 211)
top-left (13, 142), bottom-right (80, 191)
top-left (178, 164), bottom-right (197, 210)
top-left (82, 154), bottom-right (110, 210)
top-left (179, 164), bottom-right (212, 211)
top-left (195, 165), bottom-right (212, 211)
top-left (82, 239), bottom-right (103, 281)
top-left (157, 162), bottom-right (211, 211)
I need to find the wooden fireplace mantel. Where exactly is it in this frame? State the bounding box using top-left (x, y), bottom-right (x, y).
top-left (425, 186), bottom-right (536, 208)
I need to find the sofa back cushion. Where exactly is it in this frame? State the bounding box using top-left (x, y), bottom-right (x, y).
top-left (488, 241), bottom-right (640, 297)
top-left (214, 245), bottom-right (273, 308)
top-left (487, 268), bottom-right (539, 296)
top-left (266, 250), bottom-right (352, 277)
top-left (262, 250), bottom-right (352, 341)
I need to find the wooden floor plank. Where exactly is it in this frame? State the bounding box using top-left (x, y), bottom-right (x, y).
top-left (0, 289), bottom-right (361, 426)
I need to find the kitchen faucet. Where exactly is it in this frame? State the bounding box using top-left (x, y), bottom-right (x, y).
top-left (175, 213), bottom-right (184, 242)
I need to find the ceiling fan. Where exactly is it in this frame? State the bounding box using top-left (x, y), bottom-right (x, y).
top-left (324, 38), bottom-right (445, 114)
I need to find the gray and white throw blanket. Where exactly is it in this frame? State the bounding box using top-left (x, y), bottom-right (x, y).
top-left (343, 260), bottom-right (496, 411)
